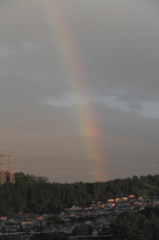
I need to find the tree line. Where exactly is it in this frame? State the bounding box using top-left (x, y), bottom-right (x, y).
top-left (0, 173), bottom-right (159, 215)
top-left (110, 207), bottom-right (159, 240)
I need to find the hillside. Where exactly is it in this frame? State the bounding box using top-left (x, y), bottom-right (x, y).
top-left (0, 173), bottom-right (159, 215)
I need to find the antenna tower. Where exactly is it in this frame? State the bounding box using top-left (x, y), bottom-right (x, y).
top-left (0, 151), bottom-right (6, 184)
top-left (8, 152), bottom-right (15, 183)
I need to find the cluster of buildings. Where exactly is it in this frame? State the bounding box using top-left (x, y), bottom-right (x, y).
top-left (0, 195), bottom-right (159, 238)
top-left (60, 194), bottom-right (159, 223)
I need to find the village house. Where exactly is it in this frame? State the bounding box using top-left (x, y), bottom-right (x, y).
top-left (74, 223), bottom-right (92, 236)
top-left (121, 196), bottom-right (128, 202)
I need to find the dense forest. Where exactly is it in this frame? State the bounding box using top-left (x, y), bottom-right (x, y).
top-left (0, 173), bottom-right (159, 215)
top-left (110, 207), bottom-right (159, 240)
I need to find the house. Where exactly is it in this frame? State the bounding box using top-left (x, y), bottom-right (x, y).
top-left (121, 197), bottom-right (128, 202)
top-left (128, 195), bottom-right (137, 202)
top-left (138, 196), bottom-right (144, 201)
top-left (5, 225), bottom-right (19, 232)
top-left (0, 216), bottom-right (8, 221)
top-left (132, 200), bottom-right (143, 206)
top-left (92, 229), bottom-right (98, 236)
top-left (107, 199), bottom-right (115, 203)
top-left (128, 195), bottom-right (135, 198)
top-left (20, 220), bottom-right (35, 231)
top-left (96, 216), bottom-right (108, 225)
top-left (84, 221), bottom-right (93, 226)
top-left (151, 198), bottom-right (159, 206)
top-left (106, 199), bottom-right (115, 207)
top-left (107, 211), bottom-right (118, 221)
top-left (74, 223), bottom-right (92, 236)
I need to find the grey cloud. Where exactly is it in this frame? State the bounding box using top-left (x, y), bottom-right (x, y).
top-left (63, 0), bottom-right (159, 103)
top-left (0, 0), bottom-right (159, 182)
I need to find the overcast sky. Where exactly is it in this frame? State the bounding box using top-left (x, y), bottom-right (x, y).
top-left (1, 0), bottom-right (159, 183)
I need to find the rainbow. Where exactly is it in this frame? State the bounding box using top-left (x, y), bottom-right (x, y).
top-left (37, 0), bottom-right (108, 182)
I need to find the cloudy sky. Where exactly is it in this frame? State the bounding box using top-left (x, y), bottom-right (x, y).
top-left (1, 0), bottom-right (159, 183)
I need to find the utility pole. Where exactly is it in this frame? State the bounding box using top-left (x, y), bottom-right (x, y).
top-left (40, 221), bottom-right (43, 240)
top-left (0, 151), bottom-right (6, 184)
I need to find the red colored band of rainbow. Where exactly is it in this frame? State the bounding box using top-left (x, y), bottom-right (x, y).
top-left (37, 0), bottom-right (108, 182)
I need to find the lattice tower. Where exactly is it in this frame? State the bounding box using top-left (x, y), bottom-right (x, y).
top-left (0, 151), bottom-right (6, 184)
top-left (8, 152), bottom-right (15, 183)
